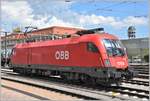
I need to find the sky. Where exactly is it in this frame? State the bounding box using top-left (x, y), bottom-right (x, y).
top-left (0, 0), bottom-right (149, 39)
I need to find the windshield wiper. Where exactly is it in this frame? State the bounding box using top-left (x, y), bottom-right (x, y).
top-left (112, 48), bottom-right (118, 56)
top-left (114, 48), bottom-right (125, 56)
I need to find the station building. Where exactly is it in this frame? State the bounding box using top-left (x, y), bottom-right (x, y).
top-left (121, 38), bottom-right (149, 63)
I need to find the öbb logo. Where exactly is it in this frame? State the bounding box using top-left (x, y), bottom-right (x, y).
top-left (55, 51), bottom-right (69, 60)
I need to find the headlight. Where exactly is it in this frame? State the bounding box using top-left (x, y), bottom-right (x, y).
top-left (104, 59), bottom-right (111, 67)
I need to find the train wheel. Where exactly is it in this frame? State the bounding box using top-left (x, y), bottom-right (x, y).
top-left (87, 76), bottom-right (97, 86)
top-left (60, 74), bottom-right (67, 80)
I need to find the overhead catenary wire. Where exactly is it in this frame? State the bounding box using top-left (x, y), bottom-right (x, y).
top-left (85, 1), bottom-right (147, 17)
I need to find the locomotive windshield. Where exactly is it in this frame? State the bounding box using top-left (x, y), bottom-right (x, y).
top-left (103, 39), bottom-right (125, 56)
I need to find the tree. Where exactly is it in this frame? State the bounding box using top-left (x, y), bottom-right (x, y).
top-left (144, 55), bottom-right (149, 62)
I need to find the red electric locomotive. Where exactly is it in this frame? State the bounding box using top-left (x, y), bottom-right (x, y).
top-left (10, 28), bottom-right (135, 85)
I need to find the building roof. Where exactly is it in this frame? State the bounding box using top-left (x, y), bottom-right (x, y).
top-left (121, 37), bottom-right (149, 41)
top-left (27, 26), bottom-right (83, 35)
top-left (30, 26), bottom-right (83, 33)
top-left (1, 26), bottom-right (83, 40)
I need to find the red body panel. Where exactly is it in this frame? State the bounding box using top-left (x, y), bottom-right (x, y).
top-left (11, 33), bottom-right (128, 69)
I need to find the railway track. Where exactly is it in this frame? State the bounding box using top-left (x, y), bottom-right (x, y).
top-left (1, 69), bottom-right (149, 101)
top-left (137, 74), bottom-right (149, 79)
top-left (135, 70), bottom-right (149, 75)
top-left (112, 83), bottom-right (149, 99)
top-left (130, 65), bottom-right (149, 73)
top-left (1, 77), bottom-right (96, 100)
top-left (122, 78), bottom-right (149, 86)
top-left (1, 70), bottom-right (88, 101)
top-left (123, 65), bottom-right (149, 85)
top-left (130, 65), bottom-right (149, 79)
top-left (1, 70), bottom-right (126, 101)
top-left (129, 63), bottom-right (149, 66)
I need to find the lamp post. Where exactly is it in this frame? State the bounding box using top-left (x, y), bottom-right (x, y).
top-left (4, 32), bottom-right (7, 67)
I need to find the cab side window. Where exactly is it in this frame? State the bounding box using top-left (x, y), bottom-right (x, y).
top-left (87, 42), bottom-right (99, 53)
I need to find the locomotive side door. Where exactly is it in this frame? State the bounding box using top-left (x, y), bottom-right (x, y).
top-left (27, 47), bottom-right (32, 66)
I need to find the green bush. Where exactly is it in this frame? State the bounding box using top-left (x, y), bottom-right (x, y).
top-left (144, 55), bottom-right (149, 62)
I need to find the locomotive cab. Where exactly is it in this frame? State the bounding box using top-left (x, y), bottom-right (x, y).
top-left (102, 39), bottom-right (128, 69)
top-left (101, 38), bottom-right (135, 81)
top-left (76, 28), bottom-right (135, 82)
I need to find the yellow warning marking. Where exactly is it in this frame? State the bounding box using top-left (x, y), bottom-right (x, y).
top-left (112, 92), bottom-right (118, 97)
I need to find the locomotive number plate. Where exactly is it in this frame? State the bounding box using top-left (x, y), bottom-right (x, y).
top-left (117, 61), bottom-right (125, 66)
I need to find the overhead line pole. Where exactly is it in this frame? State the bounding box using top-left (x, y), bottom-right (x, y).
top-left (1, 31), bottom-right (10, 67)
top-left (24, 26), bottom-right (38, 42)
